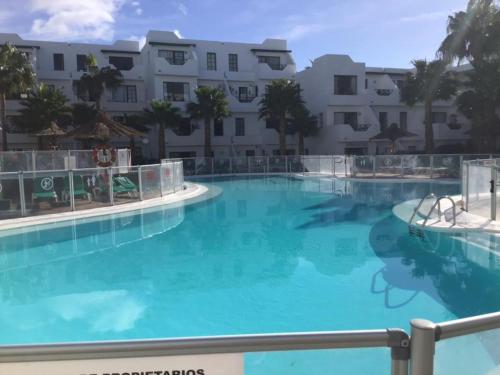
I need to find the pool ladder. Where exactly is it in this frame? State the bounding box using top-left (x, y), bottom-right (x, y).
top-left (408, 194), bottom-right (457, 239)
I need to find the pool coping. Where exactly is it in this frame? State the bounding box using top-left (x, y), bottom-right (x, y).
top-left (0, 182), bottom-right (208, 232)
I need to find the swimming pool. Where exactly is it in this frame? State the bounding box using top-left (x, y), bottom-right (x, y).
top-left (1, 175), bottom-right (499, 374)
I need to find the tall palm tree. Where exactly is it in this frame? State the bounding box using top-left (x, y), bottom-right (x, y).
top-left (438, 0), bottom-right (500, 67)
top-left (400, 59), bottom-right (457, 153)
top-left (186, 86), bottom-right (230, 157)
top-left (259, 79), bottom-right (303, 155)
top-left (16, 84), bottom-right (71, 149)
top-left (0, 43), bottom-right (36, 151)
top-left (74, 54), bottom-right (123, 111)
top-left (290, 104), bottom-right (318, 155)
top-left (144, 100), bottom-right (183, 160)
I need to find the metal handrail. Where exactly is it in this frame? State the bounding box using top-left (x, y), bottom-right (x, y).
top-left (422, 196), bottom-right (457, 227)
top-left (408, 193), bottom-right (436, 226)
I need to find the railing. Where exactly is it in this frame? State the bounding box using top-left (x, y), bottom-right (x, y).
top-left (0, 159), bottom-right (184, 220)
top-left (1, 311), bottom-right (499, 374)
top-left (462, 158), bottom-right (500, 220)
top-left (177, 154), bottom-right (496, 180)
top-left (0, 149), bottom-right (131, 172)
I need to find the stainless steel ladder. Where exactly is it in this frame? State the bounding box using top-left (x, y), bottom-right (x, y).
top-left (408, 194), bottom-right (457, 238)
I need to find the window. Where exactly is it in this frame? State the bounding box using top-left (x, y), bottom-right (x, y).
top-left (46, 84), bottom-right (56, 92)
top-left (163, 82), bottom-right (190, 102)
top-left (245, 150), bottom-right (255, 156)
top-left (379, 112), bottom-right (388, 131)
top-left (432, 112), bottom-right (447, 124)
top-left (334, 112), bottom-right (358, 128)
top-left (214, 119), bottom-right (224, 136)
top-left (239, 87), bottom-right (249, 102)
top-left (334, 75), bottom-right (357, 95)
top-left (207, 52), bottom-right (217, 70)
top-left (77, 54), bottom-right (87, 71)
top-left (258, 55), bottom-right (281, 70)
top-left (266, 118), bottom-right (277, 129)
top-left (53, 53), bottom-right (64, 71)
top-left (235, 117), bottom-right (245, 136)
top-left (174, 118), bottom-right (195, 136)
top-left (229, 54), bottom-right (238, 71)
top-left (111, 85), bottom-right (137, 102)
top-left (109, 56), bottom-right (134, 71)
top-left (400, 112), bottom-right (407, 131)
top-left (159, 50), bottom-right (186, 65)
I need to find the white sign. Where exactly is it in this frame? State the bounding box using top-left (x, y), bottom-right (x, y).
top-left (0, 353), bottom-right (243, 375)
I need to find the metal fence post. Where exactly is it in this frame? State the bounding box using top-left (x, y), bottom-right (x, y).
top-left (68, 170), bottom-right (75, 211)
top-left (247, 157), bottom-right (251, 173)
top-left (109, 167), bottom-right (114, 206)
top-left (18, 171), bottom-right (26, 216)
top-left (372, 155), bottom-right (376, 177)
top-left (159, 164), bottom-right (164, 197)
top-left (430, 155), bottom-right (434, 178)
top-left (211, 157), bottom-right (215, 175)
top-left (230, 157), bottom-right (233, 174)
top-left (491, 167), bottom-right (497, 220)
top-left (410, 319), bottom-right (436, 375)
top-left (138, 166), bottom-right (143, 201)
top-left (333, 156), bottom-right (336, 177)
top-left (266, 156), bottom-right (269, 175)
top-left (285, 156), bottom-right (288, 174)
top-left (400, 157), bottom-right (404, 177)
top-left (465, 163), bottom-right (469, 212)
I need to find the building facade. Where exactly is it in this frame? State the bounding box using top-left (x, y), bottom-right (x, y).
top-left (297, 55), bottom-right (472, 155)
top-left (0, 32), bottom-right (473, 157)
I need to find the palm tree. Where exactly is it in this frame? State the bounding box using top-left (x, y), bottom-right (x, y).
top-left (290, 104), bottom-right (318, 155)
top-left (144, 100), bottom-right (183, 159)
top-left (186, 86), bottom-right (230, 157)
top-left (16, 84), bottom-right (71, 149)
top-left (259, 79), bottom-right (303, 155)
top-left (71, 103), bottom-right (98, 126)
top-left (74, 54), bottom-right (123, 111)
top-left (0, 43), bottom-right (36, 151)
top-left (400, 60), bottom-right (457, 153)
top-left (438, 0), bottom-right (500, 67)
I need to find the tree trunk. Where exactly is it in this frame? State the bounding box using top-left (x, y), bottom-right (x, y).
top-left (424, 99), bottom-right (434, 153)
top-left (0, 93), bottom-right (7, 152)
top-left (279, 116), bottom-right (287, 155)
top-left (204, 118), bottom-right (212, 157)
top-left (298, 132), bottom-right (305, 155)
top-left (129, 136), bottom-right (136, 163)
top-left (158, 125), bottom-right (166, 160)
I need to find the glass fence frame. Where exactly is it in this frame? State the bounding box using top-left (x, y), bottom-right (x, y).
top-left (0, 160), bottom-right (184, 219)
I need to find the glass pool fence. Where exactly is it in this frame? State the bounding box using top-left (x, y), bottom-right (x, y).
top-left (179, 154), bottom-right (496, 179)
top-left (462, 158), bottom-right (500, 220)
top-left (0, 159), bottom-right (184, 220)
top-left (0, 149), bottom-right (132, 172)
top-left (0, 311), bottom-right (499, 375)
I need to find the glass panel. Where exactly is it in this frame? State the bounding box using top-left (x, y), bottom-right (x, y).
top-left (249, 156), bottom-right (266, 174)
top-left (193, 157), bottom-right (212, 175)
top-left (140, 165), bottom-right (161, 200)
top-left (402, 155), bottom-right (430, 178)
top-left (182, 158), bottom-right (196, 176)
top-left (72, 168), bottom-right (111, 210)
top-left (173, 161), bottom-right (184, 191)
top-left (111, 166), bottom-right (140, 205)
top-left (432, 155), bottom-right (461, 178)
top-left (0, 172), bottom-right (22, 219)
top-left (70, 150), bottom-right (95, 169)
top-left (434, 328), bottom-right (500, 375)
top-left (287, 155), bottom-right (303, 173)
top-left (467, 165), bottom-right (491, 219)
top-left (316, 155), bottom-right (332, 175)
top-left (375, 155), bottom-right (402, 177)
top-left (245, 347), bottom-right (391, 375)
top-left (232, 157), bottom-right (249, 173)
top-left (161, 162), bottom-right (175, 195)
top-left (214, 158), bottom-right (231, 174)
top-left (0, 151), bottom-right (32, 172)
top-left (352, 155), bottom-right (374, 177)
top-left (23, 170), bottom-right (72, 215)
top-left (268, 156), bottom-right (286, 173)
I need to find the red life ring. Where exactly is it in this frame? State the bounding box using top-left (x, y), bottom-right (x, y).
top-left (92, 145), bottom-right (117, 167)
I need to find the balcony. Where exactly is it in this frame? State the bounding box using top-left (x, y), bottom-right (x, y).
top-left (330, 123), bottom-right (379, 142)
top-left (254, 62), bottom-right (295, 80)
top-left (154, 57), bottom-right (198, 76)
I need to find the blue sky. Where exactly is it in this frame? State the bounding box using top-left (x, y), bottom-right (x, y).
top-left (0, 0), bottom-right (468, 70)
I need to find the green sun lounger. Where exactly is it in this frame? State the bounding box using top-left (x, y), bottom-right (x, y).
top-left (32, 177), bottom-right (58, 205)
top-left (113, 176), bottom-right (138, 198)
top-left (63, 175), bottom-right (91, 202)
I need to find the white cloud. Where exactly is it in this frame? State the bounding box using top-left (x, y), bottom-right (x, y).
top-left (128, 35), bottom-right (146, 48)
top-left (171, 1), bottom-right (188, 16)
top-left (400, 11), bottom-right (450, 23)
top-left (129, 0), bottom-right (143, 16)
top-left (131, 0), bottom-right (140, 6)
top-left (135, 7), bottom-right (143, 15)
top-left (173, 29), bottom-right (183, 38)
top-left (28, 0), bottom-right (124, 41)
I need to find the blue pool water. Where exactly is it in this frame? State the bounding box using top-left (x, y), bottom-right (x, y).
top-left (1, 176), bottom-right (500, 374)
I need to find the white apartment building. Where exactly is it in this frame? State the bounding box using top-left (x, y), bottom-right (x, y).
top-left (0, 31), bottom-right (298, 159)
top-left (297, 55), bottom-right (472, 155)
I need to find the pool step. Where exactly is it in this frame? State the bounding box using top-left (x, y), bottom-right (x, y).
top-left (408, 225), bottom-right (425, 240)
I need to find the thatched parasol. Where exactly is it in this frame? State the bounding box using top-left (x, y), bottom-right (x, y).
top-left (66, 111), bottom-right (145, 141)
top-left (370, 123), bottom-right (417, 143)
top-left (36, 121), bottom-right (67, 137)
